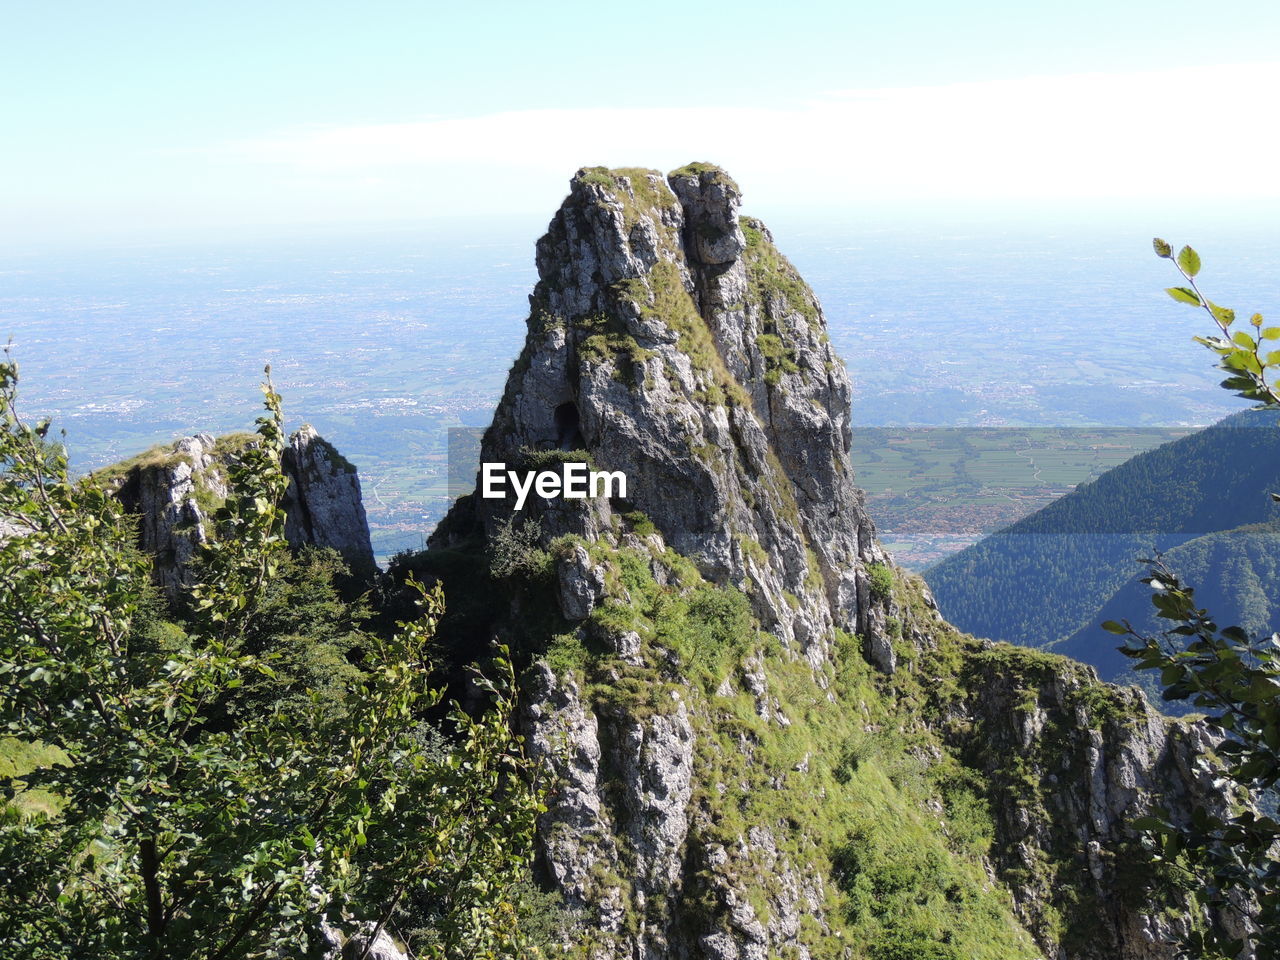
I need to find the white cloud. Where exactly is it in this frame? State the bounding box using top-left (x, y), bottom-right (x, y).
top-left (214, 62), bottom-right (1280, 216)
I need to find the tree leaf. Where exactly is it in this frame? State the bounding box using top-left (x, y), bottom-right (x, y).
top-left (1177, 245), bottom-right (1201, 277)
top-left (1166, 287), bottom-right (1202, 306)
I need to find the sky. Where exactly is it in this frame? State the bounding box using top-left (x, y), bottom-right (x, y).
top-left (4, 0), bottom-right (1280, 244)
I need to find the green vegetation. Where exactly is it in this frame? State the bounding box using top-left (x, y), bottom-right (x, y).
top-left (296, 428), bottom-right (358, 475)
top-left (574, 311), bottom-right (654, 385)
top-left (91, 432), bottom-right (259, 488)
top-left (668, 161), bottom-right (741, 192)
top-left (88, 440), bottom-right (191, 483)
top-left (576, 166), bottom-right (679, 233)
top-left (0, 738), bottom-right (65, 819)
top-left (923, 410), bottom-right (1280, 679)
top-left (577, 166), bottom-right (618, 190)
top-left (756, 332), bottom-right (799, 386)
top-left (613, 260), bottom-right (752, 408)
top-left (741, 215), bottom-right (819, 324)
top-left (1102, 243), bottom-right (1280, 960)
top-left (677, 594), bottom-right (1047, 960)
top-left (460, 499), bottom-right (1156, 957)
top-left (867, 562), bottom-right (894, 603)
top-left (518, 446), bottom-right (595, 471)
top-left (622, 510), bottom-right (656, 537)
top-left (0, 361), bottom-right (546, 959)
top-left (1056, 519), bottom-right (1280, 693)
top-left (489, 517), bottom-right (555, 582)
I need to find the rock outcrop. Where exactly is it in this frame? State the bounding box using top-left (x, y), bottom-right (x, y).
top-left (106, 427), bottom-right (375, 599)
top-left (109, 432), bottom-right (229, 599)
top-left (283, 425), bottom-right (377, 582)
top-left (320, 920), bottom-right (409, 960)
top-left (425, 165), bottom-right (1239, 960)
top-left (449, 164), bottom-right (885, 667)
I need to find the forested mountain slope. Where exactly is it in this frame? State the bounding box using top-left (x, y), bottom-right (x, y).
top-left (924, 409), bottom-right (1280, 668)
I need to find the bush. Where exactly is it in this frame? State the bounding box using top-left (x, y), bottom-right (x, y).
top-left (868, 562), bottom-right (895, 603)
top-left (0, 363), bottom-right (545, 958)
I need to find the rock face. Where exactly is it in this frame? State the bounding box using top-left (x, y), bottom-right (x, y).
top-left (429, 165), bottom-right (1239, 960)
top-left (455, 164), bottom-right (884, 667)
top-left (947, 642), bottom-right (1240, 959)
top-left (283, 425), bottom-right (378, 582)
top-left (110, 433), bottom-right (227, 599)
top-left (320, 920), bottom-right (409, 960)
top-left (108, 427), bottom-right (375, 599)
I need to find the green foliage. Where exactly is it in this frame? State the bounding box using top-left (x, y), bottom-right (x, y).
top-left (740, 215), bottom-right (819, 324)
top-left (613, 261), bottom-right (752, 408)
top-left (834, 786), bottom-right (1004, 960)
top-left (667, 161), bottom-right (741, 192)
top-left (489, 517), bottom-right (555, 582)
top-left (518, 447), bottom-right (594, 471)
top-left (1102, 246), bottom-right (1280, 958)
top-left (1109, 560), bottom-right (1280, 959)
top-left (867, 562), bottom-right (895, 604)
top-left (525, 525), bottom-right (1043, 956)
top-left (0, 359), bottom-right (544, 959)
top-left (573, 312), bottom-right (653, 384)
top-left (576, 167), bottom-right (679, 233)
top-left (923, 409), bottom-right (1280, 678)
top-left (1155, 238), bottom-right (1280, 406)
top-left (1056, 519), bottom-right (1280, 691)
top-left (756, 332), bottom-right (799, 386)
top-left (656, 583), bottom-right (755, 681)
top-left (577, 167), bottom-right (617, 189)
top-left (0, 737), bottom-right (65, 818)
top-left (233, 545), bottom-right (369, 721)
top-left (622, 510), bottom-right (656, 537)
top-left (683, 614), bottom-right (1040, 960)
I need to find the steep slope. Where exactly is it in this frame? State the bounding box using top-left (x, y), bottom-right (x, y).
top-left (923, 410), bottom-right (1280, 659)
top-left (415, 164), bottom-right (1239, 960)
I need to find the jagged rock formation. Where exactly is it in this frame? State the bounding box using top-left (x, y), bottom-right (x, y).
top-left (320, 919), bottom-right (409, 960)
top-left (424, 165), bottom-right (1239, 960)
top-left (283, 425), bottom-right (378, 581)
top-left (949, 643), bottom-right (1234, 957)
top-left (461, 163), bottom-right (883, 667)
top-left (107, 432), bottom-right (230, 599)
top-left (105, 427), bottom-right (375, 598)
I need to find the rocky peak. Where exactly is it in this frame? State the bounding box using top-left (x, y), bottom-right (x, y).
top-left (109, 432), bottom-right (227, 599)
top-left (105, 427), bottom-right (375, 599)
top-left (458, 164), bottom-right (884, 660)
top-left (282, 425), bottom-right (377, 582)
top-left (425, 163), bottom-right (1240, 960)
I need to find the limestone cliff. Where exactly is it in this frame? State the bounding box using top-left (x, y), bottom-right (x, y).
top-left (420, 165), bottom-right (1239, 960)
top-left (450, 164), bottom-right (883, 667)
top-left (106, 427), bottom-right (375, 598)
top-left (282, 425), bottom-right (378, 582)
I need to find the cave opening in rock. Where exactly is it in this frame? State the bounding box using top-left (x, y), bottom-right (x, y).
top-left (555, 401), bottom-right (583, 450)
